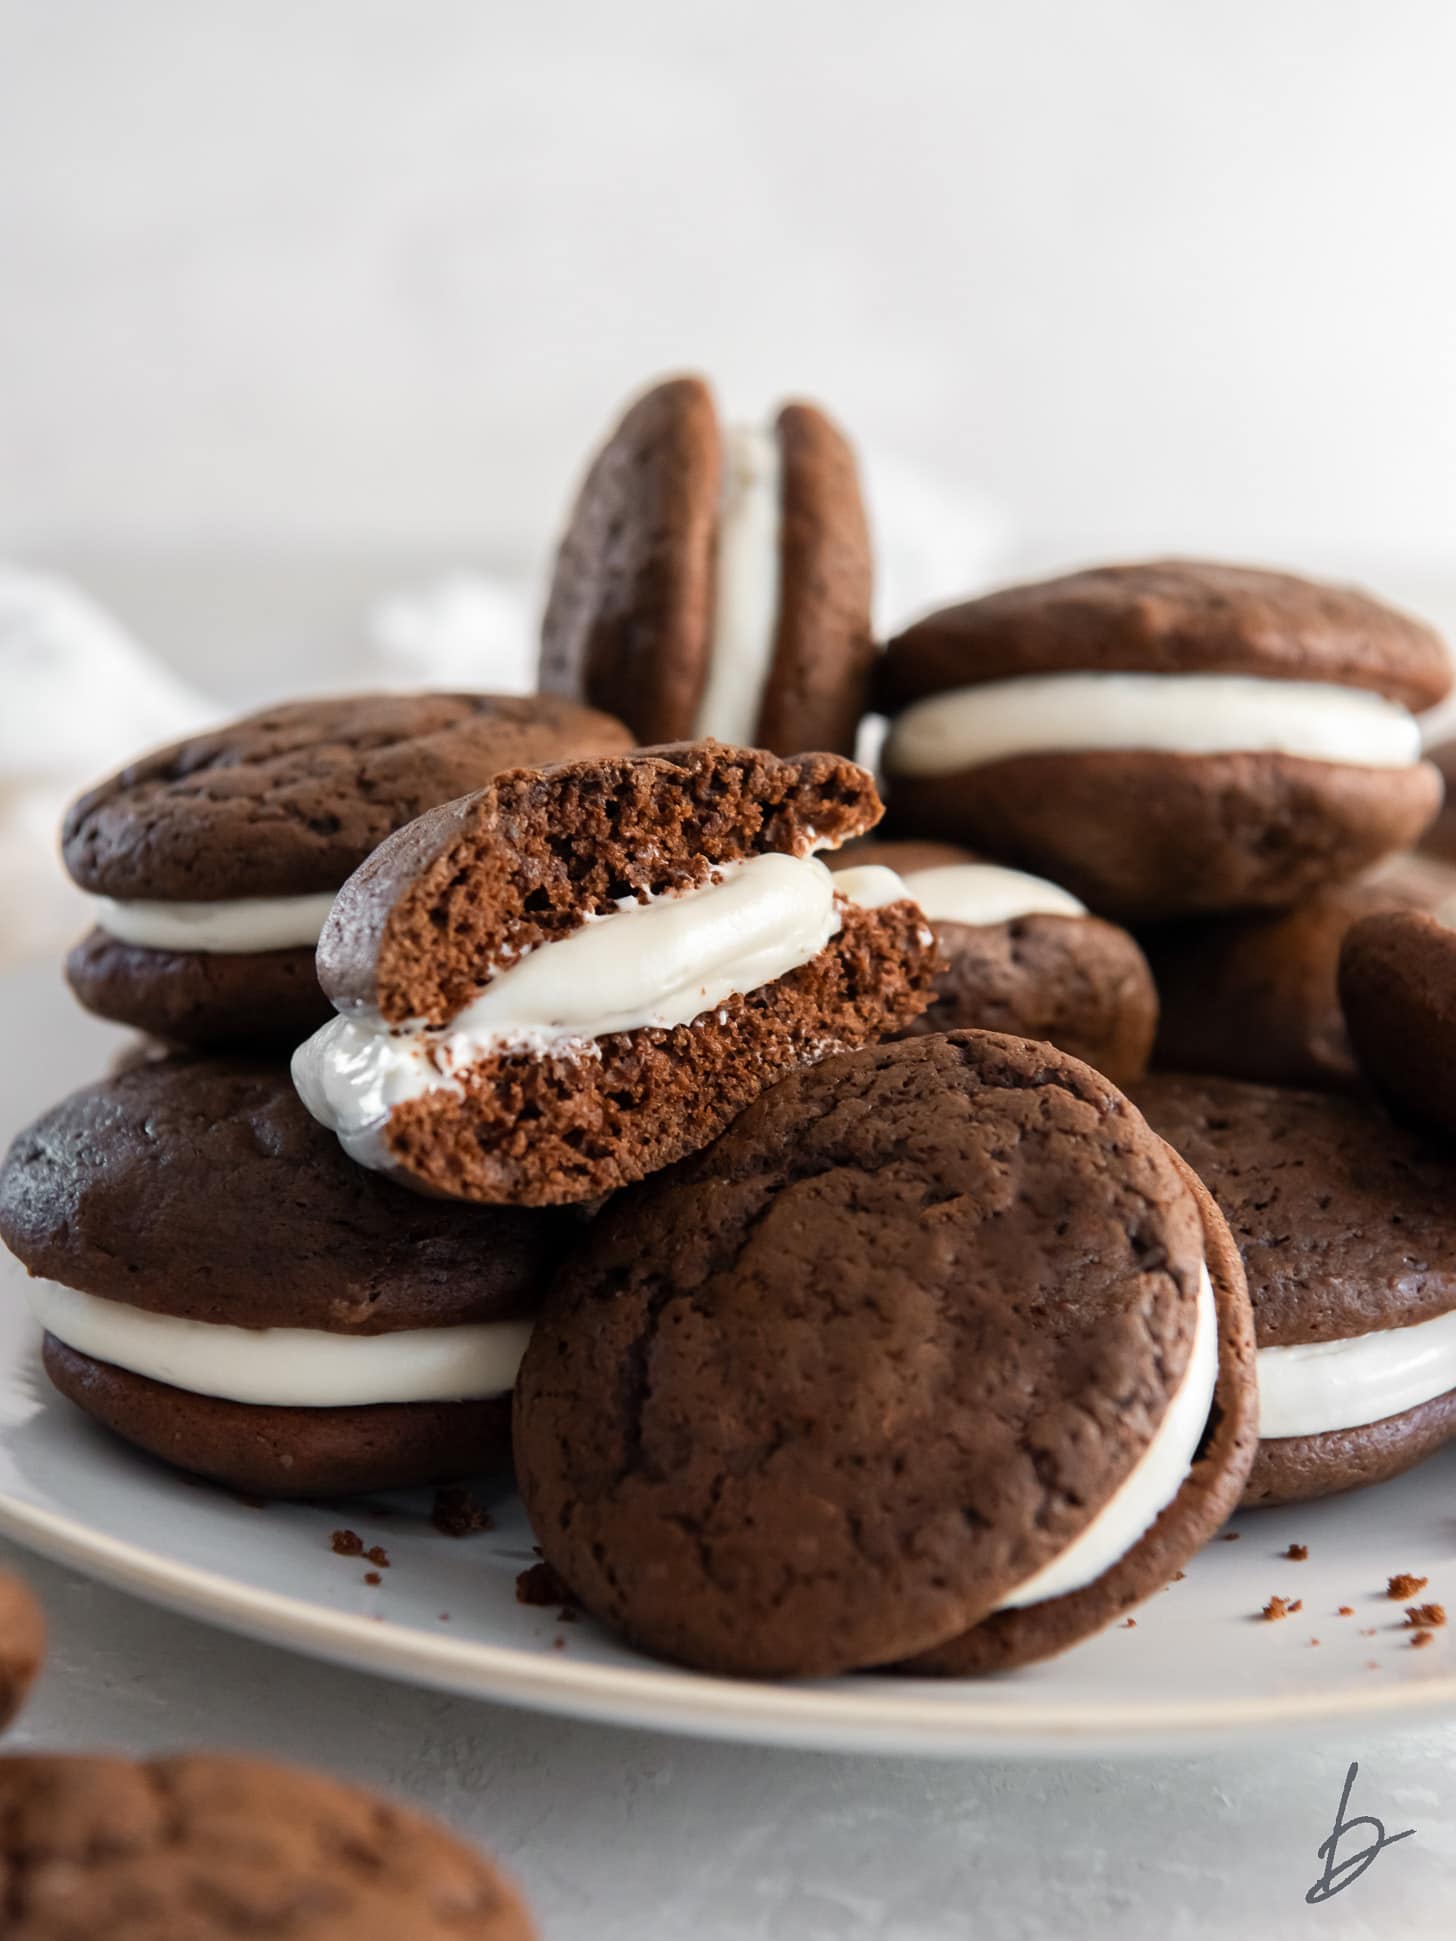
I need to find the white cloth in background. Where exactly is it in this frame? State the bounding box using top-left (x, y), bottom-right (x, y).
top-left (0, 566), bottom-right (216, 965)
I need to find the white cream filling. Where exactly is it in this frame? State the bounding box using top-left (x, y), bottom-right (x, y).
top-left (93, 891), bottom-right (338, 955)
top-left (30, 1279), bottom-right (530, 1407)
top-left (883, 672), bottom-right (1423, 779)
top-left (293, 850), bottom-right (850, 1165)
top-left (693, 424), bottom-right (783, 745)
top-left (1258, 1307), bottom-right (1456, 1440)
top-left (996, 1261), bottom-right (1220, 1611)
top-left (902, 862), bottom-right (1086, 927)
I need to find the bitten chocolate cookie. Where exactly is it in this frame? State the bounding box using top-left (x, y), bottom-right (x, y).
top-left (293, 740), bottom-right (936, 1206)
top-left (0, 1059), bottom-right (575, 1496)
top-left (1340, 904), bottom-right (1456, 1137)
top-left (0, 1575), bottom-right (43, 1733)
top-left (1143, 852), bottom-right (1456, 1088)
top-left (1131, 1073), bottom-right (1456, 1506)
top-left (879, 560), bottom-right (1449, 919)
top-left (539, 374), bottom-right (874, 754)
top-left (0, 1754), bottom-right (533, 1937)
top-left (514, 1032), bottom-right (1257, 1679)
top-left (830, 838), bottom-right (1157, 1083)
top-left (63, 692), bottom-right (633, 1049)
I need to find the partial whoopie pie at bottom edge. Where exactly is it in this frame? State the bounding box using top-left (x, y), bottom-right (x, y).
top-left (514, 1030), bottom-right (1254, 1679)
top-left (0, 1573), bottom-right (44, 1734)
top-left (41, 1340), bottom-right (514, 1499)
top-left (0, 1754), bottom-right (536, 1940)
top-left (897, 1157), bottom-right (1256, 1674)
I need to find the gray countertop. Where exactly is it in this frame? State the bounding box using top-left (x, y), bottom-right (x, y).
top-left (3, 1534), bottom-right (1451, 1938)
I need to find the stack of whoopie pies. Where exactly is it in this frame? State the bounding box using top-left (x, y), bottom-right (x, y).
top-left (4, 369), bottom-right (1456, 1685)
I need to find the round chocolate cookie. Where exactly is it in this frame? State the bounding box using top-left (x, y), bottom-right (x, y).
top-left (293, 741), bottom-right (936, 1206)
top-left (62, 692), bottom-right (633, 1049)
top-left (1130, 1073), bottom-right (1456, 1505)
top-left (1143, 852), bottom-right (1456, 1088)
top-left (0, 1058), bottom-right (576, 1496)
top-left (0, 1753), bottom-right (533, 1937)
top-left (879, 560), bottom-right (1449, 919)
top-left (539, 373), bottom-right (874, 754)
top-left (830, 838), bottom-right (1157, 1083)
top-left (0, 1575), bottom-right (43, 1734)
top-left (1340, 905), bottom-right (1456, 1138)
top-left (514, 1032), bottom-right (1257, 1679)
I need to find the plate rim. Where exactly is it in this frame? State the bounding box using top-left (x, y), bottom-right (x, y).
top-left (3, 1479), bottom-right (1454, 1755)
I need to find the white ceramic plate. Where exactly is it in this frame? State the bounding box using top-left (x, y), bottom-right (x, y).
top-left (2, 958), bottom-right (1455, 1757)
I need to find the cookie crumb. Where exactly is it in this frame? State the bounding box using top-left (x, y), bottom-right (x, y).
top-left (1360, 1628), bottom-right (1378, 1638)
top-left (364, 1545), bottom-right (390, 1569)
top-left (551, 1635), bottom-right (566, 1650)
top-left (1367, 1660), bottom-right (1380, 1670)
top-left (1337, 1606), bottom-right (1354, 1617)
top-left (516, 1559), bottom-right (572, 1608)
top-left (431, 1485), bottom-right (495, 1538)
top-left (1220, 1530), bottom-right (1241, 1542)
top-left (438, 1612), bottom-right (450, 1622)
top-left (1412, 1630), bottom-right (1436, 1650)
top-left (1288, 1599), bottom-right (1303, 1614)
top-left (1405, 1603), bottom-right (1446, 1630)
top-left (1172, 1570), bottom-right (1186, 1582)
top-left (363, 1571), bottom-right (381, 1587)
top-left (1308, 1638), bottom-right (1320, 1647)
top-left (1284, 1543), bottom-right (1308, 1561)
top-left (1388, 1573), bottom-right (1428, 1599)
top-left (330, 1529), bottom-right (364, 1558)
top-left (1261, 1596), bottom-right (1291, 1621)
top-left (1121, 1618), bottom-right (1137, 1629)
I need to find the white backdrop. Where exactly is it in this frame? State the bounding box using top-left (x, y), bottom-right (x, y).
top-left (3, 0), bottom-right (1455, 586)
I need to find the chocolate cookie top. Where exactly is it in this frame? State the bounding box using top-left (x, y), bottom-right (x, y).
top-left (319, 740), bottom-right (883, 1028)
top-left (0, 1575), bottom-right (43, 1734)
top-left (1130, 1073), bottom-right (1456, 1345)
top-left (0, 1754), bottom-right (533, 1938)
top-left (0, 1059), bottom-right (572, 1332)
top-left (829, 837), bottom-right (979, 876)
top-left (880, 560), bottom-right (1451, 713)
top-left (63, 692), bottom-right (634, 902)
top-left (514, 1030), bottom-right (1209, 1678)
top-left (540, 375), bottom-right (873, 753)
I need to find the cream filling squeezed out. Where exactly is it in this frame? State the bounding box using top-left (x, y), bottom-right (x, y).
top-left (293, 850), bottom-right (857, 1166)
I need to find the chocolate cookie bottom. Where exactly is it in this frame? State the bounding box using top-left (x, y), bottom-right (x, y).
top-left (66, 928), bottom-right (331, 1050)
top-left (43, 1337), bottom-right (513, 1497)
top-left (1243, 1386), bottom-right (1456, 1507)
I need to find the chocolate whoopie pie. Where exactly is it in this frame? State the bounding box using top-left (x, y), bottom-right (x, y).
top-left (0, 1060), bottom-right (575, 1496)
top-left (1132, 1073), bottom-right (1456, 1506)
top-left (830, 837), bottom-right (1157, 1083)
top-left (514, 1032), bottom-right (1257, 1679)
top-left (62, 693), bottom-right (633, 1049)
top-left (1144, 852), bottom-right (1456, 1089)
top-left (293, 740), bottom-right (936, 1207)
top-left (0, 1754), bottom-right (535, 1939)
top-left (1340, 903), bottom-right (1456, 1138)
top-left (879, 561), bottom-right (1450, 920)
top-left (0, 1575), bottom-right (43, 1734)
top-left (539, 374), bottom-right (874, 754)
